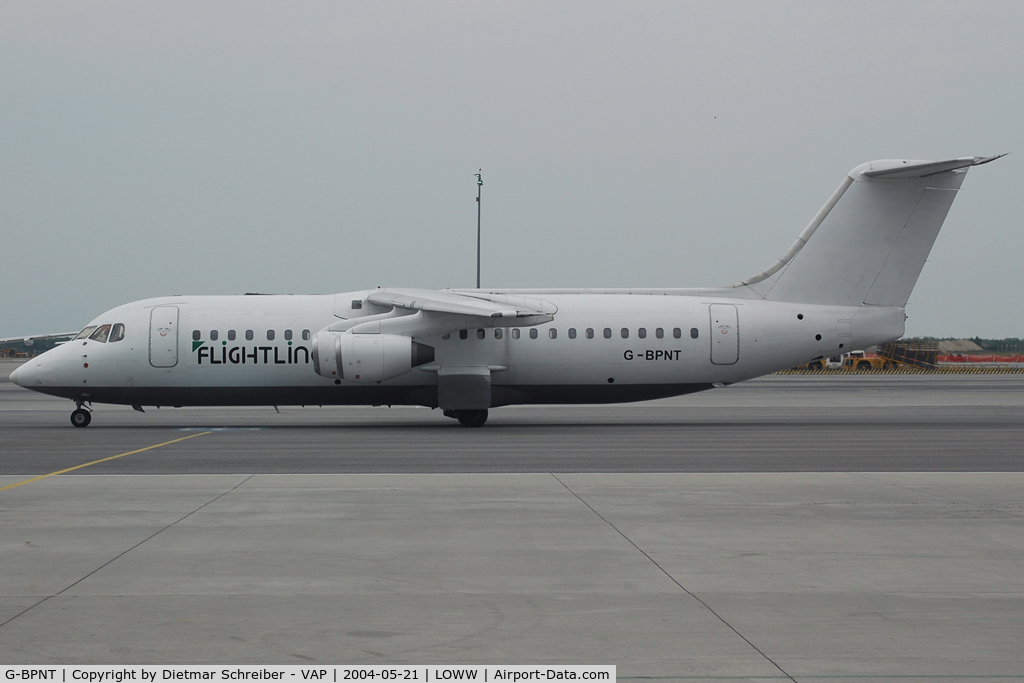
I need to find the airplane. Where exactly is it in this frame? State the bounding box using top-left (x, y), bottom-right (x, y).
top-left (6, 155), bottom-right (1003, 428)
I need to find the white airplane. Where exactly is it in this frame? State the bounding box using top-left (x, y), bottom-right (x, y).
top-left (6, 155), bottom-right (1003, 427)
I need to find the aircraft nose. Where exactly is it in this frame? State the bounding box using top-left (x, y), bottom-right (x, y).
top-left (9, 357), bottom-right (60, 387)
top-left (9, 362), bottom-right (27, 387)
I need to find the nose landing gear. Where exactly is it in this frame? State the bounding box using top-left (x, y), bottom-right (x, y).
top-left (71, 403), bottom-right (92, 428)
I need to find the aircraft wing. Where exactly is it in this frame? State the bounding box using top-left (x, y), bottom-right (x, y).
top-left (330, 288), bottom-right (556, 338)
top-left (0, 331), bottom-right (78, 347)
top-left (368, 288), bottom-right (557, 319)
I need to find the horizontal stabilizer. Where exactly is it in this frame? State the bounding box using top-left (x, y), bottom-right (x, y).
top-left (860, 155), bottom-right (1006, 179)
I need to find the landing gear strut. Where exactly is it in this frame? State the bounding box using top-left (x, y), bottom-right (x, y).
top-left (71, 403), bottom-right (92, 428)
top-left (454, 409), bottom-right (488, 428)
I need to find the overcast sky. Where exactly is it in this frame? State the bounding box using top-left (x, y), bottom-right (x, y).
top-left (1, 1), bottom-right (1021, 338)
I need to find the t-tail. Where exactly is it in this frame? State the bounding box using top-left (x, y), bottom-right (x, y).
top-left (729, 155), bottom-right (1006, 306)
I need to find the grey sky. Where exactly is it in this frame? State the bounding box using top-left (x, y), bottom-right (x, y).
top-left (1, 1), bottom-right (1021, 338)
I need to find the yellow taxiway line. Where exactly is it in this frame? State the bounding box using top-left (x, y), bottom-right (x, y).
top-left (0, 431), bottom-right (212, 492)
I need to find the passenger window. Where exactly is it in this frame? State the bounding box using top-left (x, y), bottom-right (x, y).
top-left (302, 329), bottom-right (310, 341)
top-left (442, 333), bottom-right (451, 340)
top-left (494, 328), bottom-right (504, 339)
top-left (568, 328), bottom-right (577, 339)
top-left (512, 329), bottom-right (520, 339)
top-left (529, 329), bottom-right (538, 339)
top-left (638, 328), bottom-right (647, 339)
top-left (656, 328), bottom-right (664, 339)
top-left (603, 328), bottom-right (612, 339)
top-left (228, 330), bottom-right (236, 341)
top-left (76, 326), bottom-right (97, 340)
top-left (477, 329), bottom-right (485, 340)
top-left (210, 330), bottom-right (219, 341)
top-left (549, 328), bottom-right (557, 339)
top-left (690, 327), bottom-right (699, 339)
top-left (459, 329), bottom-right (468, 340)
top-left (192, 330), bottom-right (201, 341)
top-left (89, 324), bottom-right (112, 343)
top-left (586, 328), bottom-right (595, 339)
top-left (673, 328), bottom-right (682, 339)
top-left (351, 300), bottom-right (363, 310)
top-left (267, 330), bottom-right (275, 341)
top-left (285, 329), bottom-right (293, 341)
top-left (620, 328), bottom-right (629, 339)
top-left (245, 330), bottom-right (254, 341)
top-left (109, 323), bottom-right (125, 343)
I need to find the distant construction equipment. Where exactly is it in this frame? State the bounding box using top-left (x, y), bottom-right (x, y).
top-left (877, 340), bottom-right (938, 368)
top-left (790, 338), bottom-right (1024, 373)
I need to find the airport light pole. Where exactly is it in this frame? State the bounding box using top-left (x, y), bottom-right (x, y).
top-left (475, 171), bottom-right (483, 289)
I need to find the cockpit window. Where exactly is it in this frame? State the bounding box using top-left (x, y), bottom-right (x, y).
top-left (109, 323), bottom-right (126, 343)
top-left (75, 326), bottom-right (97, 340)
top-left (89, 324), bottom-right (112, 343)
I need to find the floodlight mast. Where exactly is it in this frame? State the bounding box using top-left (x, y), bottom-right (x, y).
top-left (475, 171), bottom-right (483, 289)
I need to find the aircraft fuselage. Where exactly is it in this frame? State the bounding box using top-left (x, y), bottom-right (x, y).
top-left (14, 291), bottom-right (904, 409)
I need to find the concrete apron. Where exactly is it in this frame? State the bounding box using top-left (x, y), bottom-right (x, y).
top-left (1, 472), bottom-right (1022, 678)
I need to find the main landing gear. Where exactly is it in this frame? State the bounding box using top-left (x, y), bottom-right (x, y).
top-left (443, 409), bottom-right (489, 428)
top-left (71, 403), bottom-right (92, 428)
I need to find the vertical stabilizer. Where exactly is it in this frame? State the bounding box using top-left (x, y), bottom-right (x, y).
top-left (737, 156), bottom-right (1003, 307)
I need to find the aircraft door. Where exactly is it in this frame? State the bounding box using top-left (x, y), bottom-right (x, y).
top-left (149, 306), bottom-right (179, 368)
top-left (709, 304), bottom-right (739, 365)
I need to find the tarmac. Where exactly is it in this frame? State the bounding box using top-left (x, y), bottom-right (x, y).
top-left (1, 359), bottom-right (1023, 680)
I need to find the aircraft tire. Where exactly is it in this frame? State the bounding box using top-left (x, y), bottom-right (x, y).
top-left (455, 409), bottom-right (488, 428)
top-left (71, 409), bottom-right (92, 428)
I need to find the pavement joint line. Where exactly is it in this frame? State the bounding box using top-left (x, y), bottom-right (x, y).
top-left (0, 431), bottom-right (213, 492)
top-left (845, 472), bottom-right (1024, 519)
top-left (0, 472), bottom-right (255, 631)
top-left (550, 473), bottom-right (799, 683)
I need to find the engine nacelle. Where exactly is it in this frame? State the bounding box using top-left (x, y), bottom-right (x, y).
top-left (312, 332), bottom-right (434, 383)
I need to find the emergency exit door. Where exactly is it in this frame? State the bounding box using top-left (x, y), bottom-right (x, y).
top-left (149, 306), bottom-right (179, 368)
top-left (710, 304), bottom-right (739, 365)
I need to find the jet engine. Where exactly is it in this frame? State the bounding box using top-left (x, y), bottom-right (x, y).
top-left (312, 332), bottom-right (434, 383)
